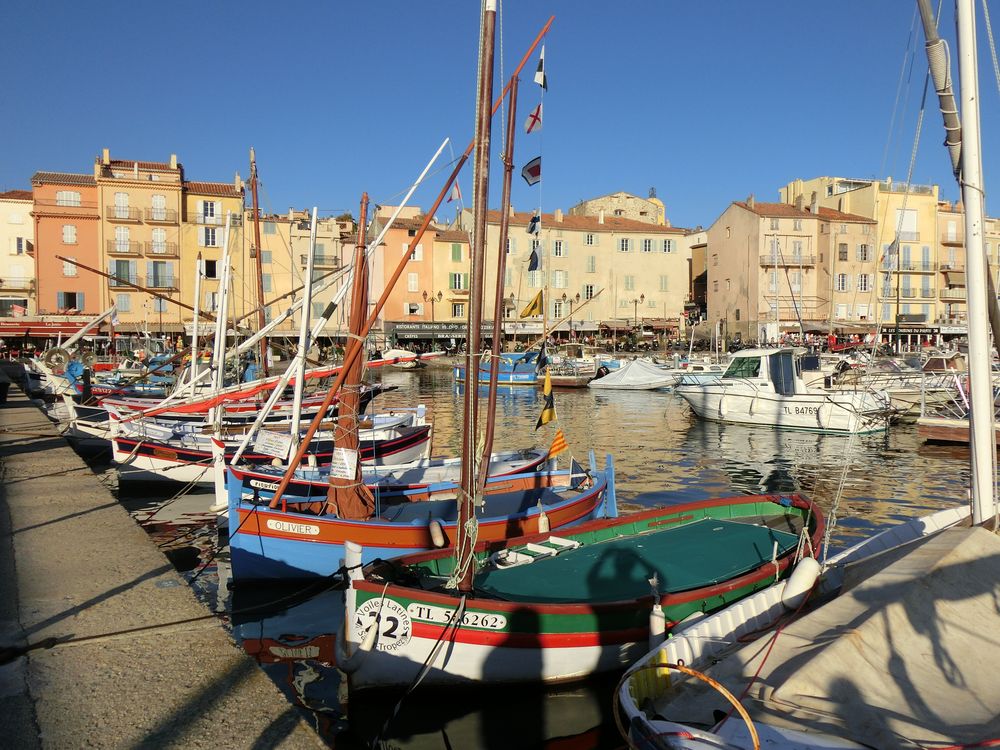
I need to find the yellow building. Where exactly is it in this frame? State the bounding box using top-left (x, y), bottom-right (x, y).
top-left (0, 190), bottom-right (35, 315)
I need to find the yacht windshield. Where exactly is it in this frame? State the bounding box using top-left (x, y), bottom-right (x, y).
top-left (722, 356), bottom-right (761, 379)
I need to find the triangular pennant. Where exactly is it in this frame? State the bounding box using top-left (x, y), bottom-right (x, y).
top-left (534, 45), bottom-right (547, 90)
top-left (520, 290), bottom-right (543, 318)
top-left (547, 428), bottom-right (568, 459)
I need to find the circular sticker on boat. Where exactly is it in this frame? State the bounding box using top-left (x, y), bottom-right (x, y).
top-left (354, 598), bottom-right (412, 652)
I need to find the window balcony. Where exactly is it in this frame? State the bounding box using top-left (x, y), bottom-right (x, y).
top-left (146, 276), bottom-right (178, 290)
top-left (106, 206), bottom-right (142, 222)
top-left (759, 254), bottom-right (816, 266)
top-left (193, 214), bottom-right (223, 225)
top-left (32, 198), bottom-right (99, 217)
top-left (940, 287), bottom-right (966, 300)
top-left (899, 261), bottom-right (936, 272)
top-left (0, 277), bottom-right (34, 291)
top-left (107, 240), bottom-right (141, 256)
top-left (900, 289), bottom-right (917, 299)
top-left (939, 261), bottom-right (965, 271)
top-left (941, 230), bottom-right (964, 245)
top-left (299, 253), bottom-right (341, 268)
top-left (920, 288), bottom-right (936, 298)
top-left (144, 242), bottom-right (179, 257)
top-left (145, 208), bottom-right (178, 224)
top-left (109, 274), bottom-right (140, 288)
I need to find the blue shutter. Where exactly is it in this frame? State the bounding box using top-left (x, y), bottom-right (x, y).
top-left (57, 292), bottom-right (66, 310)
top-left (78, 292), bottom-right (85, 311)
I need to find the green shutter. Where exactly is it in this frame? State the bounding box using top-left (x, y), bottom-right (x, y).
top-left (463, 273), bottom-right (469, 290)
top-left (452, 243), bottom-right (461, 262)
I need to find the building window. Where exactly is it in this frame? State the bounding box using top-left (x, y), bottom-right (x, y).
top-left (530, 239), bottom-right (542, 252)
top-left (858, 304), bottom-right (870, 320)
top-left (618, 238), bottom-right (631, 253)
top-left (451, 302), bottom-right (465, 318)
top-left (449, 272), bottom-right (468, 290)
top-left (624, 275), bottom-right (635, 291)
top-left (407, 272), bottom-right (419, 292)
top-left (790, 271), bottom-right (802, 292)
top-left (857, 244), bottom-right (871, 262)
top-left (201, 227), bottom-right (217, 247)
top-left (115, 293), bottom-right (131, 312)
top-left (857, 274), bottom-right (871, 292)
top-left (204, 291), bottom-right (219, 311)
top-left (792, 240), bottom-right (803, 260)
top-left (505, 268), bottom-right (513, 286)
top-left (659, 275), bottom-right (668, 292)
top-left (712, 253), bottom-right (718, 266)
top-left (553, 240), bottom-right (565, 257)
top-left (262, 274), bottom-right (272, 293)
top-left (147, 260), bottom-right (174, 288)
top-left (407, 243), bottom-right (423, 261)
top-left (312, 301), bottom-right (326, 318)
top-left (202, 200), bottom-right (217, 221)
top-left (793, 219), bottom-right (802, 231)
top-left (553, 300), bottom-right (564, 318)
top-left (586, 255), bottom-right (596, 273)
top-left (62, 225), bottom-right (77, 244)
top-left (838, 243), bottom-right (848, 261)
top-left (713, 280), bottom-right (718, 292)
top-left (528, 270), bottom-right (540, 288)
top-left (585, 233), bottom-right (596, 246)
top-left (836, 304), bottom-right (847, 319)
top-left (770, 218), bottom-right (779, 230)
top-left (203, 259), bottom-right (218, 279)
top-left (115, 225), bottom-right (130, 251)
top-left (264, 221), bottom-right (277, 235)
top-left (662, 239), bottom-right (674, 253)
top-left (835, 273), bottom-right (848, 292)
top-left (114, 192), bottom-right (129, 219)
top-left (56, 191), bottom-right (81, 207)
top-left (452, 243), bottom-right (462, 261)
top-left (63, 257), bottom-right (77, 277)
top-left (642, 239), bottom-right (653, 253)
top-left (404, 302), bottom-right (424, 315)
top-left (56, 291), bottom-right (83, 311)
top-left (583, 284), bottom-right (595, 300)
top-left (551, 270), bottom-right (568, 289)
top-left (151, 228), bottom-right (167, 253)
top-left (151, 194), bottom-right (166, 221)
top-left (862, 224), bottom-right (871, 235)
top-left (769, 270), bottom-right (778, 292)
top-left (13, 237), bottom-right (25, 254)
top-left (153, 299), bottom-right (168, 313)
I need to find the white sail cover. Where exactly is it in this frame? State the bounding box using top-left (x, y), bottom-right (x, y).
top-left (587, 359), bottom-right (678, 390)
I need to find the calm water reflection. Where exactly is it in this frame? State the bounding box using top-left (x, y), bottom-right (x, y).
top-left (124, 363), bottom-right (973, 748)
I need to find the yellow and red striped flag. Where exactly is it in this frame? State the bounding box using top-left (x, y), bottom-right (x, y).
top-left (547, 428), bottom-right (568, 459)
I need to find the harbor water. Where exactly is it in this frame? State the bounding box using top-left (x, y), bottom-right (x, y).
top-left (113, 363), bottom-right (970, 748)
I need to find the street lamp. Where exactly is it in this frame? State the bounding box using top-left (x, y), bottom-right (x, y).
top-left (561, 292), bottom-right (581, 339)
top-left (632, 293), bottom-right (645, 330)
top-left (422, 290), bottom-right (443, 322)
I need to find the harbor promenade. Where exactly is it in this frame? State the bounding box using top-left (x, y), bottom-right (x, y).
top-left (0, 364), bottom-right (324, 749)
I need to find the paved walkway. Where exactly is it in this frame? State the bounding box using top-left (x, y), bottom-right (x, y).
top-left (0, 363), bottom-right (325, 749)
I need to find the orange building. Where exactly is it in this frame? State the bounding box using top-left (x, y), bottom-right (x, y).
top-left (375, 216), bottom-right (437, 327)
top-left (31, 172), bottom-right (101, 315)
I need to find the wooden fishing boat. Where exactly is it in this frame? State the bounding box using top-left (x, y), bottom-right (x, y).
top-left (228, 447), bottom-right (550, 503)
top-left (454, 351), bottom-right (539, 385)
top-left (339, 491), bottom-right (823, 690)
top-left (228, 456), bottom-right (615, 583)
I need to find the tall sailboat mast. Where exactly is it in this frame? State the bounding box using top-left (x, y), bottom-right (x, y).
top-left (248, 148), bottom-right (270, 377)
top-left (457, 0), bottom-right (498, 593)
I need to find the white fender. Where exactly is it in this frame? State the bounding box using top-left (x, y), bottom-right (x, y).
top-left (428, 519), bottom-right (446, 548)
top-left (782, 556), bottom-right (821, 611)
top-left (648, 603), bottom-right (666, 650)
top-left (718, 394), bottom-right (728, 418)
top-left (818, 402), bottom-right (833, 430)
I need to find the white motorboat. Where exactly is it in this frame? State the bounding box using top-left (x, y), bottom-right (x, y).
top-left (588, 358), bottom-right (679, 390)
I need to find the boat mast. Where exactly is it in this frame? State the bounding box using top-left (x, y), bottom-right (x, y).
top-left (248, 148), bottom-right (270, 376)
top-left (290, 208), bottom-right (318, 446)
top-left (326, 195), bottom-right (375, 518)
top-left (457, 0), bottom-right (497, 593)
top-left (954, 0), bottom-right (997, 524)
top-left (476, 73), bottom-right (519, 493)
top-left (191, 252), bottom-right (203, 387)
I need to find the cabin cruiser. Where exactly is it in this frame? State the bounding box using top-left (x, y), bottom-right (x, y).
top-left (675, 348), bottom-right (894, 434)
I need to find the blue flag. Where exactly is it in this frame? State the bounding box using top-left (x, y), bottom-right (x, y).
top-left (528, 248), bottom-right (539, 272)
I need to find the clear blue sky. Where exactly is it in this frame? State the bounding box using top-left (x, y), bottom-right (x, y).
top-left (2, 1), bottom-right (998, 228)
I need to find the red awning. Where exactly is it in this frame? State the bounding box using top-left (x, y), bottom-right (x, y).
top-left (0, 319), bottom-right (96, 337)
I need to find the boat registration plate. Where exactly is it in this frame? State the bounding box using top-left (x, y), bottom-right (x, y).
top-left (407, 603), bottom-right (507, 630)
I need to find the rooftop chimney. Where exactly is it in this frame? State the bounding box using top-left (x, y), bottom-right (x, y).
top-left (598, 209), bottom-right (605, 224)
top-left (810, 191), bottom-right (818, 215)
top-left (508, 204), bottom-right (515, 217)
top-left (102, 148), bottom-right (110, 166)
top-left (554, 208), bottom-right (563, 222)
top-left (234, 171), bottom-right (242, 191)
top-left (170, 154), bottom-right (177, 170)
top-left (794, 194), bottom-right (804, 211)
top-left (747, 194), bottom-right (755, 210)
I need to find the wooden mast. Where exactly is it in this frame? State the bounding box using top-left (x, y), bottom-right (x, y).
top-left (476, 72), bottom-right (518, 494)
top-left (248, 148), bottom-right (270, 376)
top-left (326, 195), bottom-right (375, 519)
top-left (456, 0), bottom-right (497, 593)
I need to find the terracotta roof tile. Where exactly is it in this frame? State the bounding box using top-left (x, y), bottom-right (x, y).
top-left (735, 201), bottom-right (874, 224)
top-left (436, 229), bottom-right (470, 242)
top-left (486, 210), bottom-right (688, 234)
top-left (31, 171), bottom-right (96, 187)
top-left (108, 159), bottom-right (176, 171)
top-left (183, 181), bottom-right (243, 198)
top-left (0, 189), bottom-right (33, 201)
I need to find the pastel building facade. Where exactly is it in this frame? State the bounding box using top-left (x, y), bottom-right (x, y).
top-left (0, 190), bottom-right (35, 315)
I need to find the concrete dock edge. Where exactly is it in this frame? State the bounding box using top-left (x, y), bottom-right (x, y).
top-left (0, 363), bottom-right (326, 749)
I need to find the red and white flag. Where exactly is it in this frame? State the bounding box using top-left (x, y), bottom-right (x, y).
top-left (446, 182), bottom-right (462, 203)
top-left (524, 103), bottom-right (542, 134)
top-left (10, 304), bottom-right (26, 317)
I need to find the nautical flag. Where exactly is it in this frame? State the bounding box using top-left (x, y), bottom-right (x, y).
top-left (527, 213), bottom-right (541, 235)
top-left (534, 45), bottom-right (547, 90)
top-left (528, 248), bottom-right (540, 272)
top-left (520, 290), bottom-right (543, 318)
top-left (535, 369), bottom-right (555, 430)
top-left (110, 311), bottom-right (120, 326)
top-left (547, 428), bottom-right (568, 459)
top-left (447, 182), bottom-right (462, 203)
top-left (535, 340), bottom-right (550, 374)
top-left (524, 103), bottom-right (542, 134)
top-left (521, 157), bottom-right (541, 186)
